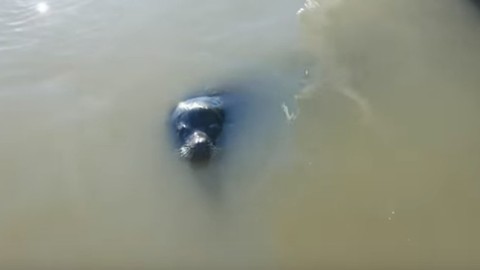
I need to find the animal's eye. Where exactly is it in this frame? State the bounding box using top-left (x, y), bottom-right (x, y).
top-left (177, 125), bottom-right (189, 138)
top-left (208, 124), bottom-right (221, 135)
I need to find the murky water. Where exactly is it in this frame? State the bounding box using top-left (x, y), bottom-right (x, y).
top-left (1, 0), bottom-right (480, 269)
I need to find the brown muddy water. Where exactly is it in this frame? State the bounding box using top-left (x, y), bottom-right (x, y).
top-left (1, 0), bottom-right (480, 269)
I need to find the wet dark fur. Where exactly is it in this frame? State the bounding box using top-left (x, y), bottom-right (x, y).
top-left (169, 94), bottom-right (227, 165)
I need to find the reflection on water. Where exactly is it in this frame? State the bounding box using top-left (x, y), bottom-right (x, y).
top-left (0, 0), bottom-right (480, 269)
top-left (35, 2), bottom-right (50, 14)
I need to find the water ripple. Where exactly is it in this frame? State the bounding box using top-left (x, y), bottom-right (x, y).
top-left (0, 0), bottom-right (94, 52)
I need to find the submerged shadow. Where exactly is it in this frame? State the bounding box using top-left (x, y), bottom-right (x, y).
top-left (189, 162), bottom-right (225, 203)
top-left (471, 0), bottom-right (480, 10)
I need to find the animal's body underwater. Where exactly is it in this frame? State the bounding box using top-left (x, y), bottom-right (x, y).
top-left (168, 71), bottom-right (302, 170)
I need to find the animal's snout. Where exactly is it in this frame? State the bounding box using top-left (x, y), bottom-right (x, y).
top-left (189, 131), bottom-right (213, 162)
top-left (191, 131), bottom-right (209, 145)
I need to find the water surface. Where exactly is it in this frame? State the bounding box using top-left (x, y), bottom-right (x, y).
top-left (1, 0), bottom-right (480, 269)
